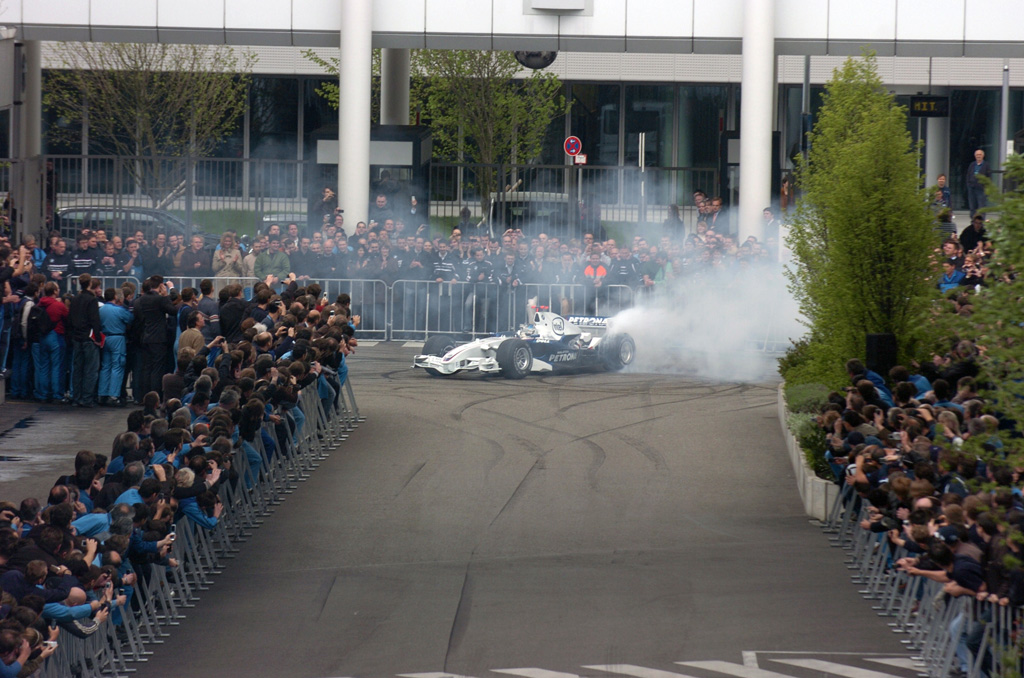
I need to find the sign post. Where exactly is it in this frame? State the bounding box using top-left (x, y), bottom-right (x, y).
top-left (564, 136), bottom-right (583, 231)
top-left (563, 136), bottom-right (581, 157)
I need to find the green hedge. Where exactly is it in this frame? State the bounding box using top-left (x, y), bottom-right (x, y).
top-left (787, 412), bottom-right (832, 479)
top-left (784, 382), bottom-right (831, 414)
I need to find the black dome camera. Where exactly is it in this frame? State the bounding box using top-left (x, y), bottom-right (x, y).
top-left (514, 51), bottom-right (558, 70)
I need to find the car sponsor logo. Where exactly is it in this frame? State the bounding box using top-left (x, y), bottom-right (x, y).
top-left (548, 351), bottom-right (578, 363)
top-left (567, 316), bottom-right (608, 327)
top-left (551, 317), bottom-right (564, 335)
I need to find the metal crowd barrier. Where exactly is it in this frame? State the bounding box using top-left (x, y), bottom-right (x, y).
top-left (61, 273), bottom-right (642, 341)
top-left (386, 279), bottom-right (637, 340)
top-left (823, 485), bottom-right (1023, 678)
top-left (69, 275), bottom-right (260, 296)
top-left (37, 378), bottom-right (363, 678)
top-left (316, 278), bottom-right (390, 341)
top-left (68, 275), bottom-right (143, 295)
top-left (161, 275), bottom-right (261, 296)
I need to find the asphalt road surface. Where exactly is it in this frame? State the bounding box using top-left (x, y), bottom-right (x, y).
top-left (1, 342), bottom-right (911, 678)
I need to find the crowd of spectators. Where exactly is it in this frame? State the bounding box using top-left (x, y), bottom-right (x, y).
top-left (0, 175), bottom-right (1003, 674)
top-left (0, 188), bottom-right (788, 399)
top-left (0, 264), bottom-right (357, 674)
top-left (809, 209), bottom-right (1013, 677)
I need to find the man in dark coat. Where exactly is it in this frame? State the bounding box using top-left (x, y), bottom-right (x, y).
top-left (965, 149), bottom-right (991, 217)
top-left (133, 275), bottom-right (176, 399)
top-left (218, 283), bottom-right (247, 344)
top-left (67, 274), bottom-right (103, 407)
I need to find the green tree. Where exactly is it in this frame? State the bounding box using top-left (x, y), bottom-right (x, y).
top-left (783, 52), bottom-right (936, 386)
top-left (44, 43), bottom-right (254, 208)
top-left (303, 49), bottom-right (566, 215)
top-left (303, 49), bottom-right (383, 125)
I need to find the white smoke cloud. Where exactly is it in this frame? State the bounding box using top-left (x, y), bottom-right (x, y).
top-left (607, 265), bottom-right (805, 383)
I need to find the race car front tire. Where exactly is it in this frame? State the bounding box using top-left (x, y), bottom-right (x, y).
top-left (496, 338), bottom-right (532, 379)
top-left (599, 334), bottom-right (635, 371)
top-left (422, 335), bottom-right (457, 377)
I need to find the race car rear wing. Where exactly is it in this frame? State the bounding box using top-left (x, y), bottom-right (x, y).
top-left (565, 315), bottom-right (612, 336)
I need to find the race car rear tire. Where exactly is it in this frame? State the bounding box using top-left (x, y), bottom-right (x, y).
top-left (422, 335), bottom-right (457, 377)
top-left (496, 338), bottom-right (532, 379)
top-left (600, 334), bottom-right (635, 371)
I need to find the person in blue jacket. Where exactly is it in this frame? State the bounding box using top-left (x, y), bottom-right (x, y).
top-left (98, 287), bottom-right (135, 406)
top-left (845, 357), bottom-right (894, 407)
top-left (174, 467), bottom-right (223, 530)
top-left (938, 258), bottom-right (966, 293)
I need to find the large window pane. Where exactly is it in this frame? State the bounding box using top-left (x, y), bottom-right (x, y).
top-left (949, 89), bottom-right (1000, 210)
top-left (570, 84), bottom-right (620, 206)
top-left (569, 84), bottom-right (620, 167)
top-left (678, 85), bottom-right (729, 169)
top-left (0, 109), bottom-right (9, 160)
top-left (249, 77), bottom-right (299, 198)
top-left (303, 78), bottom-right (338, 198)
top-left (674, 85), bottom-right (729, 207)
top-left (623, 85), bottom-right (673, 206)
top-left (624, 85), bottom-right (673, 167)
top-left (250, 77), bottom-right (299, 159)
top-left (536, 93), bottom-right (569, 165)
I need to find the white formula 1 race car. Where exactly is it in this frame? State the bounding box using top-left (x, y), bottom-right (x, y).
top-left (412, 311), bottom-right (635, 379)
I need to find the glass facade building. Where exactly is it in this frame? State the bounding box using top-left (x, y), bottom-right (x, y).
top-left (22, 71), bottom-right (1024, 212)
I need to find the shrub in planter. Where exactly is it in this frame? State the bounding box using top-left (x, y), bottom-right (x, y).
top-left (784, 382), bottom-right (831, 414)
top-left (788, 412), bottom-right (832, 480)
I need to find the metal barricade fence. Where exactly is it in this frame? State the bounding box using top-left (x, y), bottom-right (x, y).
top-left (63, 275), bottom-right (631, 336)
top-left (160, 275), bottom-right (260, 296)
top-left (38, 378), bottom-right (361, 678)
top-left (68, 275), bottom-right (142, 295)
top-left (315, 278), bottom-right (390, 340)
top-left (823, 489), bottom-right (1024, 678)
top-left (595, 284), bottom-right (635, 317)
top-left (61, 274), bottom-right (643, 343)
top-left (386, 280), bottom-right (633, 341)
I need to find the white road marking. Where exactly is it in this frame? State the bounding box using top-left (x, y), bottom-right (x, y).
top-left (773, 658), bottom-right (906, 678)
top-left (403, 341), bottom-right (425, 348)
top-left (678, 660), bottom-right (796, 678)
top-left (358, 341), bottom-right (379, 347)
top-left (346, 655), bottom-right (917, 678)
top-left (583, 665), bottom-right (698, 678)
top-left (493, 669), bottom-right (582, 677)
top-left (863, 658), bottom-right (918, 670)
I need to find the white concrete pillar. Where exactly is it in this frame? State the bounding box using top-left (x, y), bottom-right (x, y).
top-left (339, 0), bottom-right (373, 227)
top-left (738, 0), bottom-right (776, 242)
top-left (380, 48), bottom-right (410, 126)
top-left (23, 40), bottom-right (42, 157)
top-left (925, 115), bottom-right (950, 189)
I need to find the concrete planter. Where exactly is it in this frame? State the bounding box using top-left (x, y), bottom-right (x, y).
top-left (777, 383), bottom-right (840, 521)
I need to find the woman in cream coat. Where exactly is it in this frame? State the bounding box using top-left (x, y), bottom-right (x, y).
top-left (213, 233), bottom-right (245, 278)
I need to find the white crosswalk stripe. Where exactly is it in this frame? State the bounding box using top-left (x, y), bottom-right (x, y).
top-left (678, 660), bottom-right (800, 678)
top-left (772, 658), bottom-right (908, 678)
top-left (864, 658), bottom-right (918, 670)
top-left (493, 669), bottom-right (582, 677)
top-left (582, 665), bottom-right (697, 678)
top-left (392, 655), bottom-right (915, 678)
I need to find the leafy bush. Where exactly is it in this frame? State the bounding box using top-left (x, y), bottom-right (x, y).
top-left (784, 382), bottom-right (831, 414)
top-left (788, 412), bottom-right (833, 480)
top-left (777, 336), bottom-right (812, 380)
top-left (778, 333), bottom-right (847, 388)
